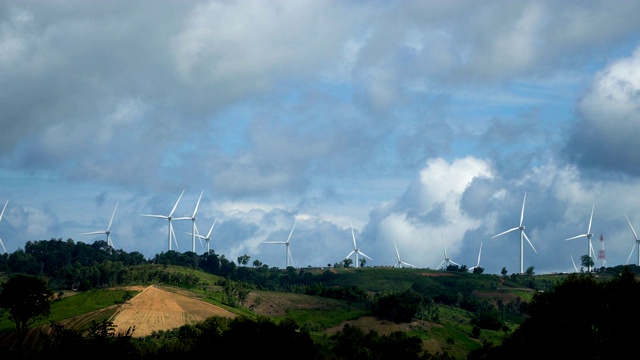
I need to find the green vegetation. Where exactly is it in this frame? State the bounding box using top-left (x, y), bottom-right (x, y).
top-left (2, 238), bottom-right (640, 359)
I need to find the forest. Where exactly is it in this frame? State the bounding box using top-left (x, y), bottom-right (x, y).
top-left (1, 238), bottom-right (640, 359)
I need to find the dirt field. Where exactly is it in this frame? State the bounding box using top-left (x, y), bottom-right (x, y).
top-left (109, 285), bottom-right (237, 337)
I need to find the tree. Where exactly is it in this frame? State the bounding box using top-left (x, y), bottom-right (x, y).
top-left (501, 267), bottom-right (508, 276)
top-left (342, 258), bottom-right (353, 268)
top-left (237, 254), bottom-right (250, 266)
top-left (359, 258), bottom-right (367, 267)
top-left (525, 266), bottom-right (535, 276)
top-left (581, 255), bottom-right (594, 272)
top-left (252, 259), bottom-right (262, 268)
top-left (0, 274), bottom-right (53, 338)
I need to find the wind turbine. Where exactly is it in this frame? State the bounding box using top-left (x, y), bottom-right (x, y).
top-left (565, 203), bottom-right (595, 271)
top-left (393, 238), bottom-right (417, 268)
top-left (190, 217), bottom-right (217, 254)
top-left (175, 189), bottom-right (203, 253)
top-left (438, 235), bottom-right (460, 270)
top-left (0, 200), bottom-right (8, 253)
top-left (140, 190), bottom-right (185, 251)
top-left (263, 221), bottom-right (297, 268)
top-left (492, 192), bottom-right (537, 274)
top-left (78, 201), bottom-right (119, 248)
top-left (468, 241), bottom-right (483, 272)
top-left (624, 213), bottom-right (640, 266)
top-left (345, 223), bottom-right (372, 268)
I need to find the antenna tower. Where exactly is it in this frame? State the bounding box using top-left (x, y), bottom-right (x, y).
top-left (597, 233), bottom-right (606, 268)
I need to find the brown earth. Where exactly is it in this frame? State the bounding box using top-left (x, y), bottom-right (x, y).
top-left (109, 285), bottom-right (237, 337)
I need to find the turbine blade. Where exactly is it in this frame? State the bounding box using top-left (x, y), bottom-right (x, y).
top-left (0, 200), bottom-right (8, 221)
top-left (345, 250), bottom-right (356, 259)
top-left (0, 238), bottom-right (6, 253)
top-left (519, 192), bottom-right (527, 227)
top-left (570, 254), bottom-right (578, 272)
top-left (441, 235), bottom-right (448, 258)
top-left (351, 223), bottom-right (357, 249)
top-left (450, 260), bottom-right (460, 266)
top-left (78, 231), bottom-right (106, 236)
top-left (193, 190), bottom-right (204, 217)
top-left (625, 213), bottom-right (639, 241)
top-left (587, 203), bottom-right (594, 235)
top-left (476, 242), bottom-right (483, 266)
top-left (286, 220), bottom-right (297, 244)
top-left (438, 260), bottom-right (445, 269)
top-left (393, 239), bottom-right (401, 261)
top-left (171, 225), bottom-right (179, 250)
top-left (523, 231), bottom-right (537, 253)
top-left (207, 218), bottom-right (218, 238)
top-left (140, 214), bottom-right (167, 219)
top-left (565, 234), bottom-right (587, 241)
top-left (359, 251), bottom-right (373, 261)
top-left (107, 201), bottom-right (118, 231)
top-left (264, 241), bottom-right (286, 244)
top-left (626, 243), bottom-right (637, 265)
top-left (492, 227), bottom-right (519, 238)
top-left (169, 189), bottom-right (186, 217)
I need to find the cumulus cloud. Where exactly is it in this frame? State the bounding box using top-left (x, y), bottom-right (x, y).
top-left (565, 46), bottom-right (640, 176)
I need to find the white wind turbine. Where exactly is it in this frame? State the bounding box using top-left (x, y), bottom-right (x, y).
top-left (140, 190), bottom-right (186, 251)
top-left (438, 235), bottom-right (460, 270)
top-left (345, 223), bottom-right (372, 268)
top-left (192, 217), bottom-right (217, 254)
top-left (263, 221), bottom-right (297, 269)
top-left (393, 238), bottom-right (417, 268)
top-left (175, 190), bottom-right (203, 253)
top-left (468, 242), bottom-right (483, 272)
top-left (492, 192), bottom-right (537, 274)
top-left (565, 203), bottom-right (596, 272)
top-left (624, 213), bottom-right (640, 266)
top-left (78, 201), bottom-right (119, 248)
top-left (0, 200), bottom-right (8, 253)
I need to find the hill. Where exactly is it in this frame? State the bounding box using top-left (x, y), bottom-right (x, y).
top-left (0, 263), bottom-right (598, 358)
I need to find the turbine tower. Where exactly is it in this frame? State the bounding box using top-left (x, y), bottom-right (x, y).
top-left (345, 223), bottom-right (372, 268)
top-left (492, 192), bottom-right (537, 274)
top-left (624, 213), bottom-right (640, 266)
top-left (565, 203), bottom-right (595, 271)
top-left (78, 200), bottom-right (119, 248)
top-left (140, 190), bottom-right (186, 251)
top-left (175, 190), bottom-right (203, 253)
top-left (0, 200), bottom-right (8, 253)
top-left (263, 221), bottom-right (297, 268)
top-left (393, 238), bottom-right (417, 268)
top-left (438, 235), bottom-right (460, 270)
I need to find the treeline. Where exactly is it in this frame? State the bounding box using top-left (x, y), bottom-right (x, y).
top-left (0, 315), bottom-right (454, 360)
top-left (468, 267), bottom-right (640, 359)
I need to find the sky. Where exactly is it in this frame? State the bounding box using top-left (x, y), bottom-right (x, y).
top-left (3, 0), bottom-right (640, 275)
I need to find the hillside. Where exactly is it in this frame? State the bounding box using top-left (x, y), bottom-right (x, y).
top-left (0, 264), bottom-right (585, 358)
top-left (109, 285), bottom-right (237, 337)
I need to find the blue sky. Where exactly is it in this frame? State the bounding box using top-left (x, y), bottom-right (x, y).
top-left (3, 0), bottom-right (640, 274)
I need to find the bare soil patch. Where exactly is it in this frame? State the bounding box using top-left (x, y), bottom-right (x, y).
top-left (109, 285), bottom-right (236, 337)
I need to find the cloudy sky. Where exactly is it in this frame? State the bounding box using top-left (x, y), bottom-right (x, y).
top-left (3, 0), bottom-right (640, 275)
